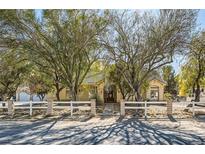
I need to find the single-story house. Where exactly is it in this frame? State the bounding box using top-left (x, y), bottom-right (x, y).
top-left (49, 72), bottom-right (166, 104)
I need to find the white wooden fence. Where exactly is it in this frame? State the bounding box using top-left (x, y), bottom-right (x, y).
top-left (172, 101), bottom-right (205, 116)
top-left (120, 101), bottom-right (167, 118)
top-left (14, 101), bottom-right (48, 116)
top-left (121, 100), bottom-right (205, 118)
top-left (0, 99), bottom-right (96, 116)
top-left (2, 100), bottom-right (205, 118)
top-left (53, 100), bottom-right (96, 116)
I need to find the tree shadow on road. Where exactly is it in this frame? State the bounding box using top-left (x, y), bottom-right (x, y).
top-left (0, 117), bottom-right (205, 145)
top-left (168, 115), bottom-right (177, 122)
top-left (195, 115), bottom-right (205, 122)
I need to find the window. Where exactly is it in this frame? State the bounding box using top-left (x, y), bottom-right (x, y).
top-left (150, 86), bottom-right (159, 101)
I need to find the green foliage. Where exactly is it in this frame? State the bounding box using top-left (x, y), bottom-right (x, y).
top-left (90, 60), bottom-right (106, 73)
top-left (164, 92), bottom-right (173, 101)
top-left (0, 49), bottom-right (30, 100)
top-left (178, 62), bottom-right (197, 95)
top-left (106, 64), bottom-right (133, 100)
top-left (177, 31), bottom-right (205, 101)
top-left (0, 9), bottom-right (200, 102)
top-left (0, 10), bottom-right (108, 101)
top-left (103, 10), bottom-right (198, 101)
top-left (162, 65), bottom-right (177, 96)
top-left (27, 69), bottom-right (53, 101)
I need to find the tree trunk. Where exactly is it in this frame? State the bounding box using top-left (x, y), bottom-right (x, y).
top-left (195, 65), bottom-right (201, 102)
top-left (195, 82), bottom-right (200, 102)
top-left (135, 89), bottom-right (142, 101)
top-left (133, 84), bottom-right (142, 101)
top-left (70, 87), bottom-right (77, 101)
top-left (56, 90), bottom-right (61, 101)
top-left (127, 94), bottom-right (133, 101)
top-left (192, 83), bottom-right (195, 95)
top-left (134, 86), bottom-right (143, 116)
top-left (54, 81), bottom-right (63, 101)
top-left (121, 94), bottom-right (125, 100)
top-left (71, 92), bottom-right (77, 101)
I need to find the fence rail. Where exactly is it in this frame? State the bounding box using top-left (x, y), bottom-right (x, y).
top-left (121, 100), bottom-right (205, 118)
top-left (172, 101), bottom-right (205, 116)
top-left (121, 101), bottom-right (167, 118)
top-left (53, 101), bottom-right (94, 116)
top-left (2, 100), bottom-right (205, 118)
top-left (0, 99), bottom-right (96, 116)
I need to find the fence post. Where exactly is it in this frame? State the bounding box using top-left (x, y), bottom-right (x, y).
top-left (8, 100), bottom-right (14, 116)
top-left (70, 101), bottom-right (73, 117)
top-left (46, 100), bottom-right (53, 116)
top-left (192, 101), bottom-right (195, 117)
top-left (120, 100), bottom-right (125, 116)
top-left (29, 101), bottom-right (32, 116)
top-left (167, 100), bottom-right (172, 116)
top-left (145, 101), bottom-right (147, 119)
top-left (91, 99), bottom-right (96, 116)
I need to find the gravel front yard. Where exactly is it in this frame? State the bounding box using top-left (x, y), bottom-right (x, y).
top-left (0, 115), bottom-right (205, 145)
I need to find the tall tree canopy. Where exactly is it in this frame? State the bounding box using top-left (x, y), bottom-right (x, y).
top-left (106, 64), bottom-right (132, 100)
top-left (162, 65), bottom-right (178, 97)
top-left (178, 31), bottom-right (205, 101)
top-left (0, 10), bottom-right (108, 100)
top-left (102, 10), bottom-right (198, 101)
top-left (0, 10), bottom-right (200, 102)
top-left (27, 69), bottom-right (53, 101)
top-left (0, 48), bottom-right (30, 100)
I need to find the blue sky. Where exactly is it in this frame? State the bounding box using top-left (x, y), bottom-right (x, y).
top-left (35, 9), bottom-right (205, 74)
top-left (197, 10), bottom-right (205, 29)
top-left (173, 9), bottom-right (205, 74)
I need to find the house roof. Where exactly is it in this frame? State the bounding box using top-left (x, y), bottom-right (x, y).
top-left (82, 71), bottom-right (166, 85)
top-left (83, 72), bottom-right (104, 85)
top-left (148, 75), bottom-right (166, 85)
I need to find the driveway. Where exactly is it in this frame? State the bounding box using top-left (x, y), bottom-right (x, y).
top-left (0, 116), bottom-right (205, 144)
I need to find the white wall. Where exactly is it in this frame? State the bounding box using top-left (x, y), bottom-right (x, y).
top-left (16, 92), bottom-right (40, 101)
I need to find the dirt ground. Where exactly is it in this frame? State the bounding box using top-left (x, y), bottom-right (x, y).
top-left (0, 115), bottom-right (205, 145)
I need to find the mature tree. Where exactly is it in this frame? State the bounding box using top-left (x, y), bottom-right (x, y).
top-left (189, 32), bottom-right (205, 101)
top-left (177, 62), bottom-right (198, 97)
top-left (0, 10), bottom-right (108, 101)
top-left (0, 49), bottom-right (30, 100)
top-left (30, 59), bottom-right (64, 101)
top-left (102, 10), bottom-right (197, 101)
top-left (162, 65), bottom-right (177, 96)
top-left (178, 61), bottom-right (205, 101)
top-left (179, 32), bottom-right (205, 101)
top-left (27, 69), bottom-right (53, 101)
top-left (106, 64), bottom-right (133, 100)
